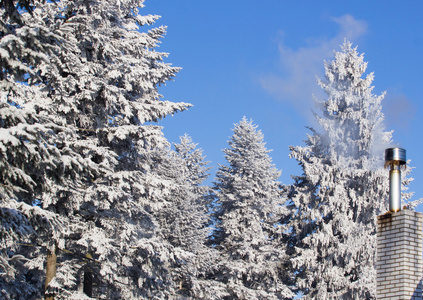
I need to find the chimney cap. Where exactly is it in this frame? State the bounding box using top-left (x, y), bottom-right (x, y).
top-left (385, 148), bottom-right (406, 167)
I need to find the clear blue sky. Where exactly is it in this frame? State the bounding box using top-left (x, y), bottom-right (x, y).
top-left (143, 0), bottom-right (423, 211)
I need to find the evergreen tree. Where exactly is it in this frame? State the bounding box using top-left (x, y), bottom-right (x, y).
top-left (0, 0), bottom-right (192, 298)
top-left (211, 117), bottom-right (294, 300)
top-left (286, 41), bottom-right (411, 299)
top-left (157, 135), bottom-right (211, 250)
top-left (152, 134), bottom-right (220, 298)
top-left (0, 1), bottom-right (100, 298)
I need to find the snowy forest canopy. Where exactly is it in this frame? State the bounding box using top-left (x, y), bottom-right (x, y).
top-left (0, 0), bottom-right (417, 299)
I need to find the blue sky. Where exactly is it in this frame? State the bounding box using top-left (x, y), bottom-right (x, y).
top-left (143, 0), bottom-right (423, 211)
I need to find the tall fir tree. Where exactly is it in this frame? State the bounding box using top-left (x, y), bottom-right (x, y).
top-left (157, 135), bottom-right (211, 251)
top-left (0, 0), bottom-right (194, 298)
top-left (211, 117), bottom-right (294, 300)
top-left (152, 134), bottom-right (220, 298)
top-left (286, 41), bottom-right (412, 299)
top-left (0, 1), bottom-right (102, 298)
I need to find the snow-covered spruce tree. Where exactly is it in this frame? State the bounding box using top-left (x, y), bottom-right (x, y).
top-left (286, 41), bottom-right (411, 299)
top-left (151, 134), bottom-right (223, 299)
top-left (0, 0), bottom-right (192, 298)
top-left (39, 0), bottom-right (192, 298)
top-left (210, 117), bottom-right (294, 300)
top-left (0, 0), bottom-right (96, 205)
top-left (0, 2), bottom-right (102, 298)
top-left (157, 135), bottom-right (211, 253)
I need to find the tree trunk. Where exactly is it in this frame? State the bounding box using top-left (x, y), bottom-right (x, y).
top-left (83, 252), bottom-right (93, 297)
top-left (83, 266), bottom-right (93, 297)
top-left (45, 244), bottom-right (57, 300)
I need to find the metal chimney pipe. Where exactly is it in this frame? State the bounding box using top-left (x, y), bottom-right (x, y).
top-left (384, 148), bottom-right (406, 212)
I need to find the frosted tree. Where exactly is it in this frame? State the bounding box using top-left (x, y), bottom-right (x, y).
top-left (151, 134), bottom-right (221, 298)
top-left (0, 1), bottom-right (102, 298)
top-left (157, 135), bottom-right (211, 251)
top-left (211, 117), bottom-right (294, 300)
top-left (286, 41), bottom-right (411, 299)
top-left (0, 0), bottom-right (192, 298)
top-left (39, 0), bottom-right (191, 298)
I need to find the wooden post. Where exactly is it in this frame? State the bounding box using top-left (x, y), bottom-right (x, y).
top-left (45, 244), bottom-right (57, 300)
